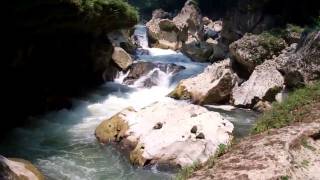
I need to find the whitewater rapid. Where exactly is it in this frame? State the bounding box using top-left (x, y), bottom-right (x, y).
top-left (0, 25), bottom-right (258, 180)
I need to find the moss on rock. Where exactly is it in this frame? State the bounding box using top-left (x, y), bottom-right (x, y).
top-left (168, 83), bottom-right (192, 100)
top-left (95, 108), bottom-right (134, 143)
top-left (129, 144), bottom-right (147, 166)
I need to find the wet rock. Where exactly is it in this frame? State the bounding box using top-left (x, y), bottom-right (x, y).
top-left (0, 155), bottom-right (44, 180)
top-left (170, 59), bottom-right (238, 105)
top-left (123, 62), bottom-right (185, 87)
top-left (190, 122), bottom-right (320, 180)
top-left (230, 33), bottom-right (287, 73)
top-left (95, 108), bottom-right (133, 144)
top-left (112, 47), bottom-right (133, 70)
top-left (95, 98), bottom-right (233, 167)
top-left (196, 133), bottom-right (205, 139)
top-left (190, 126), bottom-right (197, 134)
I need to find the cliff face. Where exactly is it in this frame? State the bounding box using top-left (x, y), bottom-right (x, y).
top-left (2, 0), bottom-right (138, 133)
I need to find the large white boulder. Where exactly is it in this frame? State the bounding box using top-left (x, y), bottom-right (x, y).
top-left (95, 98), bottom-right (234, 167)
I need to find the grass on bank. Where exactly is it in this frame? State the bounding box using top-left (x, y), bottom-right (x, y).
top-left (252, 82), bottom-right (320, 134)
top-left (175, 144), bottom-right (229, 180)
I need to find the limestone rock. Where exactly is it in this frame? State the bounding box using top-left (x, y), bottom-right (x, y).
top-left (112, 47), bottom-right (133, 70)
top-left (146, 10), bottom-right (183, 50)
top-left (170, 59), bottom-right (238, 105)
top-left (146, 0), bottom-right (202, 51)
top-left (232, 60), bottom-right (284, 107)
top-left (190, 122), bottom-right (320, 180)
top-left (279, 31), bottom-right (320, 87)
top-left (0, 155), bottom-right (44, 180)
top-left (181, 41), bottom-right (213, 62)
top-left (95, 98), bottom-right (234, 167)
top-left (230, 33), bottom-right (287, 73)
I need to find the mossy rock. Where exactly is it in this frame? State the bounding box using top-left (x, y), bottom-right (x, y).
top-left (95, 108), bottom-right (134, 144)
top-left (159, 19), bottom-right (178, 32)
top-left (129, 144), bottom-right (147, 166)
top-left (168, 83), bottom-right (192, 100)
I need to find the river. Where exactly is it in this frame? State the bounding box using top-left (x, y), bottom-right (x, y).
top-left (0, 25), bottom-right (258, 180)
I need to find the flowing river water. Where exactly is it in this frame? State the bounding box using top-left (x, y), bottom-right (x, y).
top-left (0, 25), bottom-right (258, 180)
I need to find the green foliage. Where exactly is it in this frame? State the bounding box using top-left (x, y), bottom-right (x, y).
top-left (252, 82), bottom-right (320, 134)
top-left (175, 161), bottom-right (202, 180)
top-left (280, 176), bottom-right (290, 180)
top-left (80, 0), bottom-right (139, 29)
top-left (301, 138), bottom-right (317, 151)
top-left (259, 32), bottom-right (286, 53)
top-left (8, 0), bottom-right (138, 33)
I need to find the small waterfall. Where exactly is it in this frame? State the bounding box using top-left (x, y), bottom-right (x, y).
top-left (134, 25), bottom-right (149, 49)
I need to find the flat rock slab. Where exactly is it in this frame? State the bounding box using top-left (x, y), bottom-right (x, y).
top-left (95, 98), bottom-right (233, 167)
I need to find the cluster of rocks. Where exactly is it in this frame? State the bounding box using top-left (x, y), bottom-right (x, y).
top-left (146, 0), bottom-right (226, 62)
top-left (170, 28), bottom-right (320, 112)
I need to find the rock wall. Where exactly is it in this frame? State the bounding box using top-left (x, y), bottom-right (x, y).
top-left (2, 0), bottom-right (138, 134)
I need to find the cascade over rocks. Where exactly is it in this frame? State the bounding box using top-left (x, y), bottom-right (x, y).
top-left (190, 122), bottom-right (320, 180)
top-left (95, 98), bottom-right (233, 167)
top-left (170, 59), bottom-right (238, 105)
top-left (0, 155), bottom-right (44, 180)
top-left (123, 62), bottom-right (185, 87)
